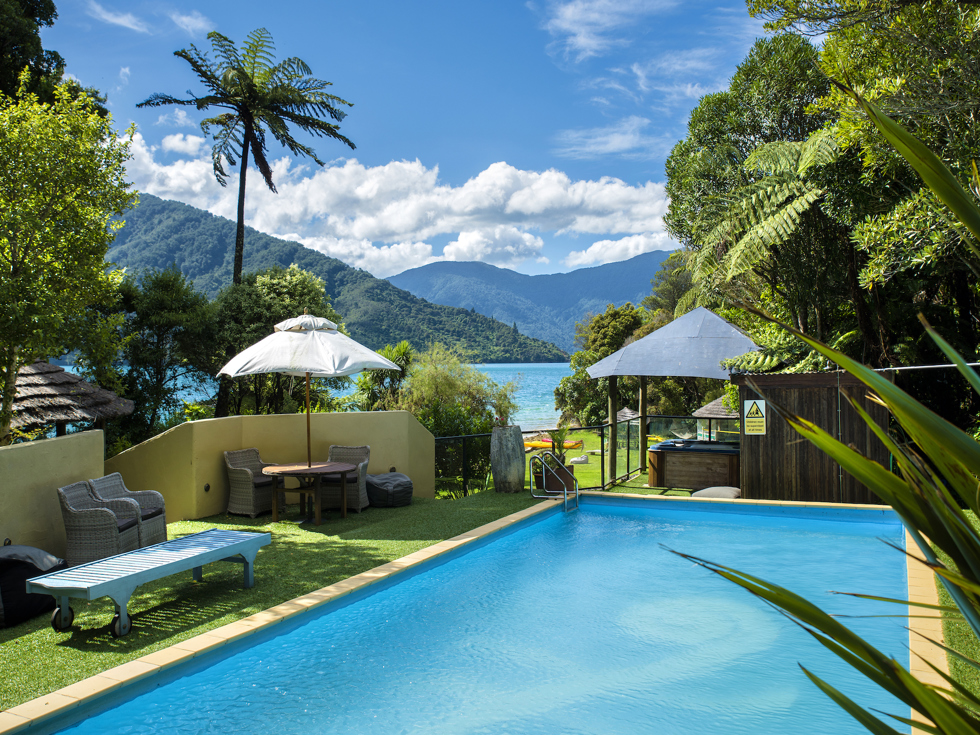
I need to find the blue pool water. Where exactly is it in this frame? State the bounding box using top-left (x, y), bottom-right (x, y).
top-left (52, 499), bottom-right (908, 734)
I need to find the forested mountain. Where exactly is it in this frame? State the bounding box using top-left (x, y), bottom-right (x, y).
top-left (388, 251), bottom-right (673, 352)
top-left (108, 195), bottom-right (567, 362)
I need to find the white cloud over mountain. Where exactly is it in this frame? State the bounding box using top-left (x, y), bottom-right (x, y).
top-left (125, 133), bottom-right (676, 277)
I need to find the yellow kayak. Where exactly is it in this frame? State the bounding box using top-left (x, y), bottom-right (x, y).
top-left (524, 439), bottom-right (584, 450)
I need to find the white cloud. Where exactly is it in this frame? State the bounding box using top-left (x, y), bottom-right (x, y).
top-left (118, 67), bottom-right (130, 85)
top-left (169, 10), bottom-right (212, 37)
top-left (154, 109), bottom-right (196, 128)
top-left (552, 116), bottom-right (673, 160)
top-left (161, 133), bottom-right (206, 156)
top-left (86, 1), bottom-right (149, 33)
top-left (564, 232), bottom-right (676, 267)
top-left (542, 0), bottom-right (678, 61)
top-left (125, 136), bottom-right (673, 276)
top-left (443, 227), bottom-right (546, 267)
top-left (630, 49), bottom-right (719, 92)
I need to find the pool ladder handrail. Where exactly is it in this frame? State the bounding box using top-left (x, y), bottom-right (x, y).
top-left (529, 451), bottom-right (580, 511)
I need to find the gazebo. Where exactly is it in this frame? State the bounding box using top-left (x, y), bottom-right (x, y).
top-left (586, 307), bottom-right (758, 483)
top-left (13, 361), bottom-right (134, 438)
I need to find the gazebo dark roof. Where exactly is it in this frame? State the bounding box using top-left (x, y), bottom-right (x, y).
top-left (13, 361), bottom-right (134, 433)
top-left (586, 307), bottom-right (759, 380)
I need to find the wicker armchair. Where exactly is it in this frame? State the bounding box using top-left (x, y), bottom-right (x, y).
top-left (58, 481), bottom-right (140, 567)
top-left (224, 448), bottom-right (284, 518)
top-left (88, 473), bottom-right (167, 548)
top-left (320, 445), bottom-right (371, 513)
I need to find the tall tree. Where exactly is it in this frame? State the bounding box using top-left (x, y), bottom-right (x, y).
top-left (116, 267), bottom-right (214, 447)
top-left (0, 80), bottom-right (136, 445)
top-left (0, 0), bottom-right (63, 99)
top-left (137, 27), bottom-right (355, 286)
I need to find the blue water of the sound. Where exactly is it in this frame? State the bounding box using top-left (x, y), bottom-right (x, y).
top-left (53, 499), bottom-right (908, 734)
top-left (472, 362), bottom-right (572, 430)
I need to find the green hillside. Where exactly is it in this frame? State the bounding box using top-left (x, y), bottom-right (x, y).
top-left (108, 195), bottom-right (567, 363)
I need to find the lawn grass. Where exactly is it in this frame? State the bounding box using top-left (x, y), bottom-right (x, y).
top-left (0, 490), bottom-right (541, 710)
top-left (935, 512), bottom-right (980, 697)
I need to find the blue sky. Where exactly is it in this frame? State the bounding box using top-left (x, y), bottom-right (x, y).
top-left (43, 0), bottom-right (767, 277)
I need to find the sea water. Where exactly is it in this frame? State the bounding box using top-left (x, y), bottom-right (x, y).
top-left (472, 362), bottom-right (572, 431)
top-left (54, 499), bottom-right (908, 735)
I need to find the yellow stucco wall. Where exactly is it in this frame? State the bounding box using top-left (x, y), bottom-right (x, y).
top-left (0, 431), bottom-right (105, 557)
top-left (104, 411), bottom-right (435, 521)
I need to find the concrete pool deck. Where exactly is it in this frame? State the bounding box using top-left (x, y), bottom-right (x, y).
top-left (0, 494), bottom-right (949, 734)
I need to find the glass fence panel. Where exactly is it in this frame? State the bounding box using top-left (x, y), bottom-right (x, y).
top-left (711, 418), bottom-right (741, 444)
top-left (647, 416), bottom-right (698, 443)
top-left (434, 434), bottom-right (492, 499)
top-left (523, 427), bottom-right (603, 492)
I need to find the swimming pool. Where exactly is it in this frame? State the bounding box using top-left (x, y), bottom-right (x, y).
top-left (41, 496), bottom-right (909, 734)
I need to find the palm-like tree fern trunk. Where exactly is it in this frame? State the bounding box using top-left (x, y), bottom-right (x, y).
top-left (216, 135), bottom-right (254, 418)
top-left (233, 132), bottom-right (251, 286)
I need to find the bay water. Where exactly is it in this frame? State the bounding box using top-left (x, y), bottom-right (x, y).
top-left (71, 361), bottom-right (572, 433)
top-left (471, 362), bottom-right (572, 431)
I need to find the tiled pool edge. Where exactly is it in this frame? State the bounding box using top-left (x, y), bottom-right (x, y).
top-left (906, 529), bottom-right (950, 735)
top-left (0, 495), bottom-right (947, 734)
top-left (0, 497), bottom-right (564, 734)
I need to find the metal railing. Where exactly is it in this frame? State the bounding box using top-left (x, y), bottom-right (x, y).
top-left (529, 450), bottom-right (580, 511)
top-left (433, 415), bottom-right (742, 498)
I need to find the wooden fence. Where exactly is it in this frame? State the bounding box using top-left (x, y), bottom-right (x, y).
top-left (733, 372), bottom-right (891, 504)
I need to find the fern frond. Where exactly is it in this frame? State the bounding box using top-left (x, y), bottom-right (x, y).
top-left (798, 129), bottom-right (840, 175)
top-left (745, 141), bottom-right (803, 175)
top-left (724, 187), bottom-right (826, 278)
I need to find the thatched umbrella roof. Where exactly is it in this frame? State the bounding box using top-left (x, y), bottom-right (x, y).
top-left (616, 407), bottom-right (640, 422)
top-left (13, 361), bottom-right (134, 434)
top-left (692, 396), bottom-right (737, 419)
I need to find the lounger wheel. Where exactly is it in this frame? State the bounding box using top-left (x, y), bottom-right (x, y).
top-left (110, 614), bottom-right (131, 638)
top-left (50, 606), bottom-right (74, 632)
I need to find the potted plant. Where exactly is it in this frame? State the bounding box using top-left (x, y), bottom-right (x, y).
top-left (533, 425), bottom-right (576, 493)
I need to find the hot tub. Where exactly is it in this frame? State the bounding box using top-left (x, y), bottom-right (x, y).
top-left (648, 439), bottom-right (740, 491)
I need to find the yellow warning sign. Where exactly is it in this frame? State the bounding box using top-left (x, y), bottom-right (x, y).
top-left (743, 400), bottom-right (766, 435)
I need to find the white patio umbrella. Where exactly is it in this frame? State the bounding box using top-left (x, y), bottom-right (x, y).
top-left (219, 314), bottom-right (401, 466)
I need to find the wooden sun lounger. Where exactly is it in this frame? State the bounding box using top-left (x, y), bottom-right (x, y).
top-left (26, 528), bottom-right (271, 637)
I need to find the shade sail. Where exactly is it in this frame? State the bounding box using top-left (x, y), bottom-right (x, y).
top-left (586, 307), bottom-right (758, 380)
top-left (219, 315), bottom-right (400, 380)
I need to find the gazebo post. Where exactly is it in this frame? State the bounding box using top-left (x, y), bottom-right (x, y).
top-left (638, 377), bottom-right (647, 471)
top-left (607, 376), bottom-right (618, 488)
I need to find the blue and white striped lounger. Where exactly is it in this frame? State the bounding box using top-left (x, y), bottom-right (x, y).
top-left (26, 528), bottom-right (271, 637)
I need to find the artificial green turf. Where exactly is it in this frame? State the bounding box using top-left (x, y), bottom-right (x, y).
top-left (0, 491), bottom-right (541, 710)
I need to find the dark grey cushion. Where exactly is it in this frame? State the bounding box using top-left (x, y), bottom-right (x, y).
top-left (692, 486), bottom-right (741, 499)
top-left (366, 473), bottom-right (414, 507)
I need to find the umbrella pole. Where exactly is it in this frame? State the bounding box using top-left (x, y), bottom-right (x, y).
top-left (306, 372), bottom-right (312, 468)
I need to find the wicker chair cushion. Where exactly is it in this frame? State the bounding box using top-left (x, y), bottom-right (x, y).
top-left (141, 507), bottom-right (164, 521)
top-left (116, 517), bottom-right (138, 533)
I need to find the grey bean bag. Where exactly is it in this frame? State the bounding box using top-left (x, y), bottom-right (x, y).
top-left (366, 473), bottom-right (414, 507)
top-left (691, 486), bottom-right (741, 499)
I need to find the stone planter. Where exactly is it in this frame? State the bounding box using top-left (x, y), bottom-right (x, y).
top-left (490, 425), bottom-right (525, 493)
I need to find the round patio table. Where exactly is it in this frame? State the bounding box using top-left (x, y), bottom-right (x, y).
top-left (263, 462), bottom-right (357, 525)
